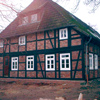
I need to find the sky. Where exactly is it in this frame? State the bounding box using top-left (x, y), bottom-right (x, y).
top-left (0, 0), bottom-right (100, 33)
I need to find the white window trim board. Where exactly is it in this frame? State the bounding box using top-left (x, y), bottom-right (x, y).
top-left (59, 28), bottom-right (68, 40)
top-left (26, 56), bottom-right (34, 70)
top-left (95, 54), bottom-right (98, 70)
top-left (19, 36), bottom-right (26, 45)
top-left (60, 53), bottom-right (71, 70)
top-left (31, 14), bottom-right (37, 23)
top-left (11, 57), bottom-right (18, 71)
top-left (89, 53), bottom-right (93, 70)
top-left (46, 54), bottom-right (55, 71)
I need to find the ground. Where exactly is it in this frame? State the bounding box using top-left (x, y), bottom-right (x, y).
top-left (0, 78), bottom-right (100, 100)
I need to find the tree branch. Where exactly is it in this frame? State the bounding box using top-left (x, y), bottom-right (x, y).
top-left (0, 2), bottom-right (18, 13)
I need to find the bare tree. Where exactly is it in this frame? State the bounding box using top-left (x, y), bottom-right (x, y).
top-left (54, 0), bottom-right (100, 12)
top-left (0, 0), bottom-right (100, 32)
top-left (0, 0), bottom-right (23, 32)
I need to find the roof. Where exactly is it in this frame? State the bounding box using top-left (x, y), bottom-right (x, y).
top-left (0, 0), bottom-right (100, 40)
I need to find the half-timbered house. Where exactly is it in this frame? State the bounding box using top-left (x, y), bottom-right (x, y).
top-left (0, 0), bottom-right (100, 80)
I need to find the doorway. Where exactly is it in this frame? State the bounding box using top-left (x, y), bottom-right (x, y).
top-left (4, 56), bottom-right (9, 77)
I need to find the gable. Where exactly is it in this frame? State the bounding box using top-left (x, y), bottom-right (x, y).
top-left (0, 0), bottom-right (100, 41)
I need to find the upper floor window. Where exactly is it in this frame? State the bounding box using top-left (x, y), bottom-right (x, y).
top-left (19, 36), bottom-right (25, 45)
top-left (11, 57), bottom-right (18, 70)
top-left (31, 14), bottom-right (37, 23)
top-left (22, 16), bottom-right (28, 25)
top-left (59, 28), bottom-right (68, 40)
top-left (89, 53), bottom-right (93, 70)
top-left (46, 54), bottom-right (55, 71)
top-left (60, 53), bottom-right (70, 70)
top-left (26, 56), bottom-right (34, 70)
top-left (0, 40), bottom-right (3, 48)
top-left (95, 54), bottom-right (98, 69)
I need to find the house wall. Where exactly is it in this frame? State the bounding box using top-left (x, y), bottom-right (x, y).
top-left (0, 28), bottom-right (84, 80)
top-left (84, 41), bottom-right (100, 80)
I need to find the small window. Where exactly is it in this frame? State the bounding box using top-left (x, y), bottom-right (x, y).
top-left (59, 28), bottom-right (68, 40)
top-left (95, 54), bottom-right (98, 69)
top-left (46, 54), bottom-right (55, 71)
top-left (0, 40), bottom-right (3, 47)
top-left (19, 36), bottom-right (25, 45)
top-left (22, 16), bottom-right (28, 25)
top-left (89, 53), bottom-right (93, 70)
top-left (11, 57), bottom-right (18, 70)
top-left (26, 56), bottom-right (34, 70)
top-left (60, 53), bottom-right (70, 70)
top-left (31, 14), bottom-right (37, 23)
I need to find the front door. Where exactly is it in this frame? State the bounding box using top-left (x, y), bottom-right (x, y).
top-left (4, 56), bottom-right (9, 76)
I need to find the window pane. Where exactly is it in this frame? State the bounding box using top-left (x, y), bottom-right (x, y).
top-left (66, 64), bottom-right (69, 68)
top-left (48, 65), bottom-right (50, 69)
top-left (15, 62), bottom-right (17, 66)
top-left (64, 32), bottom-right (66, 37)
top-left (13, 65), bottom-right (14, 69)
top-left (62, 60), bottom-right (64, 63)
top-left (51, 56), bottom-right (54, 58)
top-left (62, 55), bottom-right (69, 58)
top-left (31, 64), bottom-right (33, 68)
top-left (62, 64), bottom-right (65, 68)
top-left (31, 61), bottom-right (33, 64)
top-left (61, 32), bottom-right (63, 38)
top-left (28, 64), bottom-right (30, 68)
top-left (47, 60), bottom-right (50, 64)
top-left (28, 61), bottom-right (30, 64)
top-left (15, 65), bottom-right (17, 69)
top-left (66, 59), bottom-right (69, 63)
top-left (51, 60), bottom-right (54, 64)
top-left (51, 65), bottom-right (54, 68)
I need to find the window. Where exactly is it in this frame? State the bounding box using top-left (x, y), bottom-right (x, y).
top-left (89, 53), bottom-right (93, 70)
top-left (26, 56), bottom-right (34, 70)
top-left (22, 16), bottom-right (28, 25)
top-left (59, 28), bottom-right (68, 40)
top-left (60, 53), bottom-right (70, 70)
top-left (0, 40), bottom-right (3, 47)
top-left (46, 54), bottom-right (55, 71)
top-left (19, 36), bottom-right (25, 45)
top-left (31, 14), bottom-right (37, 23)
top-left (95, 54), bottom-right (98, 69)
top-left (11, 57), bottom-right (18, 70)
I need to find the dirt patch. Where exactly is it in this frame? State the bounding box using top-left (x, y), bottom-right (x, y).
top-left (0, 79), bottom-right (100, 100)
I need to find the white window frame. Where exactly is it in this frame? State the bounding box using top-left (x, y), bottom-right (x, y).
top-left (46, 54), bottom-right (55, 71)
top-left (0, 40), bottom-right (3, 47)
top-left (94, 54), bottom-right (98, 70)
top-left (19, 36), bottom-right (26, 45)
top-left (26, 56), bottom-right (34, 70)
top-left (31, 14), bottom-right (37, 23)
top-left (11, 57), bottom-right (18, 70)
top-left (89, 53), bottom-right (93, 70)
top-left (22, 16), bottom-right (28, 25)
top-left (59, 28), bottom-right (68, 40)
top-left (60, 53), bottom-right (71, 70)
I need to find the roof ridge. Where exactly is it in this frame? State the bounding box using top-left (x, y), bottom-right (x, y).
top-left (20, 0), bottom-right (50, 15)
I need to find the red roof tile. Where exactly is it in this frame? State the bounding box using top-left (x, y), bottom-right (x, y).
top-left (0, 0), bottom-right (100, 40)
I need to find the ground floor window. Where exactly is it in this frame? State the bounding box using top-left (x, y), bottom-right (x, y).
top-left (60, 53), bottom-right (70, 70)
top-left (95, 54), bottom-right (98, 69)
top-left (26, 56), bottom-right (34, 70)
top-left (46, 54), bottom-right (55, 71)
top-left (11, 57), bottom-right (18, 70)
top-left (89, 53), bottom-right (93, 70)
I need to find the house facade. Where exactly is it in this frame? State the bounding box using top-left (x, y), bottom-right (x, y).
top-left (0, 0), bottom-right (100, 80)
